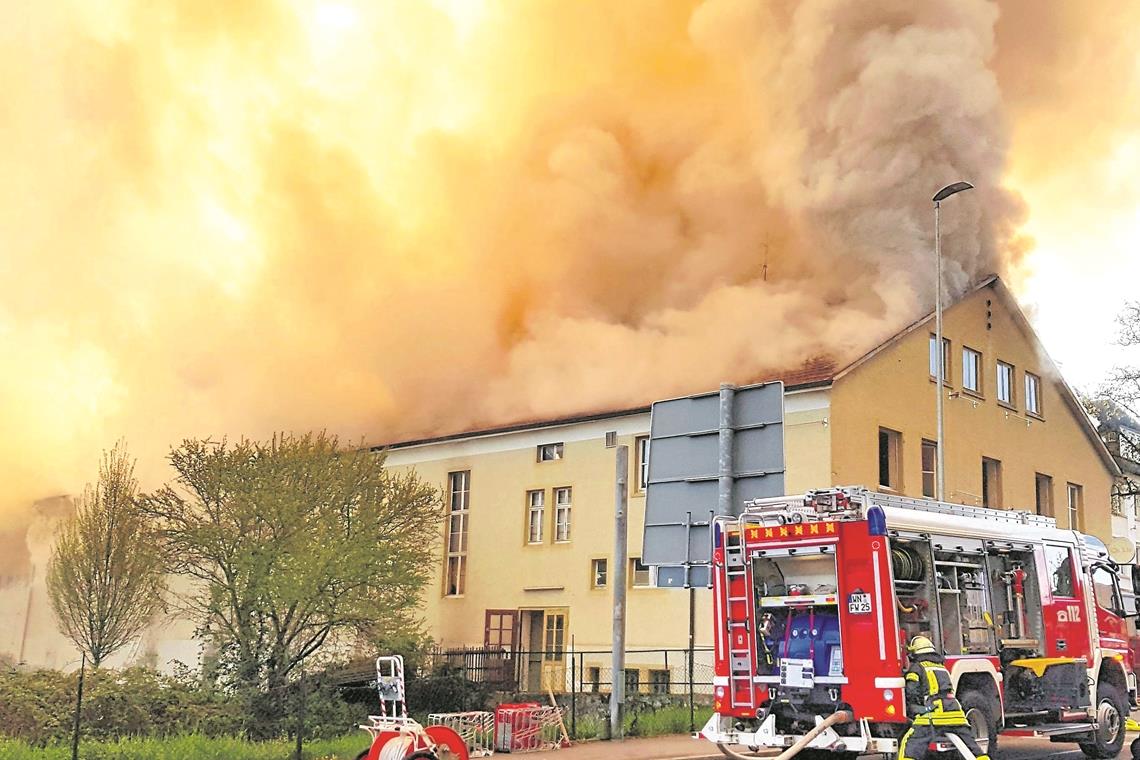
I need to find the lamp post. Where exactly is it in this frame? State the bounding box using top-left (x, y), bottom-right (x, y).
top-left (932, 181), bottom-right (973, 501)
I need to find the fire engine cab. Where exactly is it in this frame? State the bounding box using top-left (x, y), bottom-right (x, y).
top-left (700, 487), bottom-right (1140, 759)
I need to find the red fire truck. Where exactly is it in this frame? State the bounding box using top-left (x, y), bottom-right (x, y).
top-left (700, 487), bottom-right (1140, 759)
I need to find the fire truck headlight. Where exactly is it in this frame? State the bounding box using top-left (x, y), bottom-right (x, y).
top-left (867, 505), bottom-right (887, 536)
top-left (715, 687), bottom-right (726, 699)
top-left (882, 689), bottom-right (894, 701)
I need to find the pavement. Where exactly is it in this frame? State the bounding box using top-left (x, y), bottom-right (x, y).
top-left (556, 733), bottom-right (1140, 759)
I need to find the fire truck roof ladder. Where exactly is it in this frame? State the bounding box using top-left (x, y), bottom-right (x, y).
top-left (862, 490), bottom-right (1056, 529)
top-left (723, 530), bottom-right (757, 708)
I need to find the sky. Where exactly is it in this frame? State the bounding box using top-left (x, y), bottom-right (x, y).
top-left (1, 0), bottom-right (1139, 539)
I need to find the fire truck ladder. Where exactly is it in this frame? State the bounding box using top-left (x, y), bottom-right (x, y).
top-left (723, 526), bottom-right (757, 708)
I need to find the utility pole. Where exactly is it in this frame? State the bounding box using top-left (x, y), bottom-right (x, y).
top-left (610, 445), bottom-right (629, 740)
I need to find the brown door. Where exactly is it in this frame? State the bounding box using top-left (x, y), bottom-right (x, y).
top-left (484, 609), bottom-right (519, 652)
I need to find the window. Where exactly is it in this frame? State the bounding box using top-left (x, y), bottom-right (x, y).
top-left (1092, 566), bottom-right (1124, 615)
top-left (928, 335), bottom-right (951, 380)
top-left (1026, 373), bottom-right (1042, 417)
top-left (526, 490), bottom-right (545, 544)
top-left (537, 442), bottom-right (564, 462)
top-left (1045, 545), bottom-right (1075, 597)
top-left (445, 471), bottom-right (470, 596)
top-left (604, 431), bottom-right (617, 448)
top-left (624, 669), bottom-right (641, 695)
top-left (630, 557), bottom-right (653, 587)
top-left (591, 558), bottom-right (608, 588)
top-left (636, 436), bottom-right (650, 492)
top-left (649, 669), bottom-right (671, 695)
top-left (1035, 473), bottom-right (1054, 516)
top-left (921, 440), bottom-right (937, 498)
top-left (878, 428), bottom-right (902, 490)
top-left (554, 487), bottom-right (572, 542)
top-left (587, 666), bottom-right (601, 693)
top-left (962, 347), bottom-right (982, 394)
top-left (1067, 483), bottom-right (1083, 530)
top-left (982, 457), bottom-right (1002, 508)
top-left (997, 361), bottom-right (1015, 406)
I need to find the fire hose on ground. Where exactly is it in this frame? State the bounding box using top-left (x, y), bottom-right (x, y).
top-left (716, 710), bottom-right (853, 760)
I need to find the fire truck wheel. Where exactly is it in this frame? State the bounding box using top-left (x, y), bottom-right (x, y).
top-left (1079, 682), bottom-right (1127, 758)
top-left (958, 689), bottom-right (999, 755)
top-left (1130, 735), bottom-right (1140, 760)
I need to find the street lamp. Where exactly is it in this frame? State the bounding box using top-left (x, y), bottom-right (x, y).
top-left (932, 181), bottom-right (973, 501)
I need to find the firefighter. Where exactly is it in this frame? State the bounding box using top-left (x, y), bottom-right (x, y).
top-left (898, 636), bottom-right (990, 760)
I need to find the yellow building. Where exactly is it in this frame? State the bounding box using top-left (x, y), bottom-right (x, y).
top-left (380, 277), bottom-right (1119, 683)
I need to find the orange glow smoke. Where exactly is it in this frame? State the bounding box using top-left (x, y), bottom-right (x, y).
top-left (2, 0), bottom-right (1126, 559)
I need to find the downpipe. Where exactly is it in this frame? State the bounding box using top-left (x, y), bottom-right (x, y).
top-left (717, 710), bottom-right (853, 760)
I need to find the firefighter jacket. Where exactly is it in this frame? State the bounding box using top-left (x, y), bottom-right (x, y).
top-left (904, 656), bottom-right (969, 727)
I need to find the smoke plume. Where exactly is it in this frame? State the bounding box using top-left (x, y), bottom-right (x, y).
top-left (6, 0), bottom-right (1122, 576)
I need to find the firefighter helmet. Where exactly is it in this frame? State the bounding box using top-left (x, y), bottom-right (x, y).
top-left (908, 635), bottom-right (936, 655)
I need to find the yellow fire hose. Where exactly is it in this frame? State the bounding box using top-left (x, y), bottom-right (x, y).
top-left (716, 710), bottom-right (853, 760)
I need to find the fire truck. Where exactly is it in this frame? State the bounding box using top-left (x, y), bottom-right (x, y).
top-left (700, 487), bottom-right (1140, 759)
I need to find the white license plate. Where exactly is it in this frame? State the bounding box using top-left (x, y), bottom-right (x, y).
top-left (848, 593), bottom-right (872, 614)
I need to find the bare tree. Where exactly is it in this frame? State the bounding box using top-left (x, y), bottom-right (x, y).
top-left (47, 444), bottom-right (164, 667)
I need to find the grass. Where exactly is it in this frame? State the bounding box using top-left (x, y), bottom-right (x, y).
top-left (0, 707), bottom-right (711, 758)
top-left (0, 732), bottom-right (372, 760)
top-left (571, 705), bottom-right (713, 740)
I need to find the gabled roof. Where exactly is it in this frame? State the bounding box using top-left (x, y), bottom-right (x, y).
top-left (832, 276), bottom-right (1120, 478)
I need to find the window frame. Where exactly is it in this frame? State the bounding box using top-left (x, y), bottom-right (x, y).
top-left (526, 489), bottom-right (545, 544)
top-left (982, 457), bottom-right (1003, 508)
top-left (554, 486), bottom-right (572, 543)
top-left (635, 436), bottom-right (650, 493)
top-left (444, 471), bottom-right (471, 597)
top-left (1025, 372), bottom-right (1043, 418)
top-left (590, 558), bottom-right (608, 589)
top-left (929, 334), bottom-right (952, 385)
top-left (962, 346), bottom-right (983, 396)
top-left (537, 442), bottom-right (565, 462)
top-left (878, 427), bottom-right (903, 492)
top-left (996, 360), bottom-right (1015, 408)
top-left (1035, 473), bottom-right (1054, 517)
top-left (630, 557), bottom-right (655, 588)
top-left (1067, 482), bottom-right (1083, 531)
top-left (921, 439), bottom-right (937, 498)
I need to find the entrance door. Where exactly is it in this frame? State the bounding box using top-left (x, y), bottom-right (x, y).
top-left (541, 609), bottom-right (567, 692)
top-left (521, 608), bottom-right (568, 692)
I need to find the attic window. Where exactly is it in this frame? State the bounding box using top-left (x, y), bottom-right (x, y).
top-left (537, 442), bottom-right (564, 462)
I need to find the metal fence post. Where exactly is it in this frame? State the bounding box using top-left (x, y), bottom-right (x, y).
top-left (294, 663), bottom-right (306, 760)
top-left (570, 648), bottom-right (577, 739)
top-left (71, 652), bottom-right (86, 760)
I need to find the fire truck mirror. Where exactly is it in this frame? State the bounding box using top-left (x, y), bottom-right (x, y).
top-left (1131, 565), bottom-right (1140, 615)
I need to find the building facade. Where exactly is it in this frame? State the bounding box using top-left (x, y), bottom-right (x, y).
top-left (381, 277), bottom-right (1119, 674)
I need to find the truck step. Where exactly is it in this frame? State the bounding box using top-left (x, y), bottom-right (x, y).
top-left (1001, 722), bottom-right (1095, 738)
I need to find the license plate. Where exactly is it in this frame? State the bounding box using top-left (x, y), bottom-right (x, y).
top-left (848, 593), bottom-right (872, 614)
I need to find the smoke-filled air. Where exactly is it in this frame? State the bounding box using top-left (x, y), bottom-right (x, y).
top-left (2, 0), bottom-right (1138, 575)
